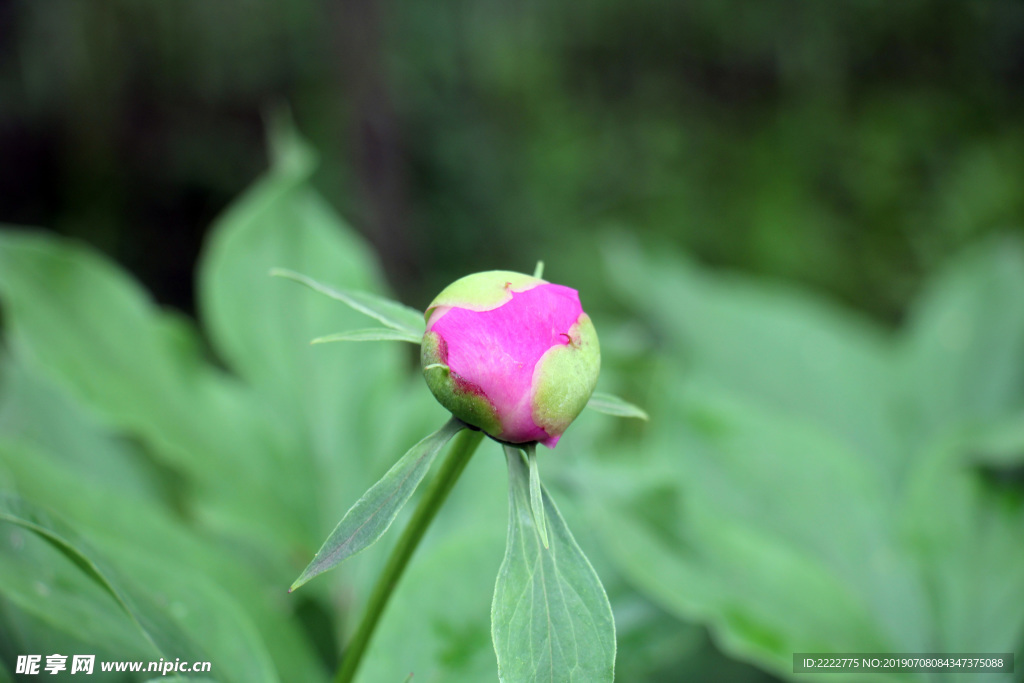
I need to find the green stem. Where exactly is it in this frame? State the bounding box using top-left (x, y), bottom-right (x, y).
top-left (334, 426), bottom-right (485, 683)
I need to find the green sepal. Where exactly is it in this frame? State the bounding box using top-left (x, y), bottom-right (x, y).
top-left (532, 313), bottom-right (601, 437)
top-left (424, 270), bottom-right (545, 323)
top-left (421, 330), bottom-right (503, 438)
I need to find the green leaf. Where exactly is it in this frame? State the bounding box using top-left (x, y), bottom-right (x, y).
top-left (901, 236), bottom-right (1024, 445)
top-left (265, 106), bottom-right (319, 180)
top-left (103, 546), bottom-right (280, 683)
top-left (492, 446), bottom-right (616, 683)
top-left (588, 383), bottom-right (927, 679)
top-left (0, 353), bottom-right (326, 682)
top-left (0, 494), bottom-right (202, 665)
top-left (965, 411), bottom-right (1024, 468)
top-left (0, 353), bottom-right (158, 498)
top-left (0, 233), bottom-right (213, 480)
top-left (196, 121), bottom-right (414, 548)
top-left (593, 237), bottom-right (1024, 681)
top-left (311, 328), bottom-right (422, 344)
top-left (586, 392), bottom-right (649, 421)
top-left (904, 434), bottom-right (1024, 654)
top-left (271, 267), bottom-right (425, 338)
top-left (291, 418), bottom-right (466, 591)
top-left (0, 430), bottom-right (319, 683)
top-left (604, 235), bottom-right (898, 474)
top-left (0, 231), bottom-right (304, 551)
top-left (0, 506), bottom-right (155, 659)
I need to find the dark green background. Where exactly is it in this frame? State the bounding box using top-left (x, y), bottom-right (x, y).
top-left (3, 0), bottom-right (1023, 318)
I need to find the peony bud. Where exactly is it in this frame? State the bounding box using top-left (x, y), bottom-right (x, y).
top-left (421, 271), bottom-right (600, 448)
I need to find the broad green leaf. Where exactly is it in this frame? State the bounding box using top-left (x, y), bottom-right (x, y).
top-left (0, 506), bottom-right (159, 660)
top-left (311, 328), bottom-right (422, 344)
top-left (901, 236), bottom-right (1024, 446)
top-left (0, 232), bottom-right (215, 480)
top-left (291, 418), bottom-right (465, 591)
top-left (904, 434), bottom-right (1024, 656)
top-left (271, 268), bottom-right (425, 338)
top-left (0, 231), bottom-right (303, 551)
top-left (102, 548), bottom-right (279, 683)
top-left (0, 489), bottom-right (281, 683)
top-left (0, 353), bottom-right (157, 498)
top-left (0, 591), bottom-right (151, 676)
top-left (964, 411), bottom-right (1024, 468)
top-left (0, 363), bottom-right (327, 683)
top-left (193, 119), bottom-right (446, 653)
top-left (586, 392), bottom-right (649, 421)
top-left (196, 123), bottom-right (412, 541)
top-left (593, 237), bottom-right (1024, 682)
top-left (0, 494), bottom-right (200, 664)
top-left (492, 446), bottom-right (616, 683)
top-left (265, 107), bottom-right (319, 179)
top-left (587, 382), bottom-right (926, 681)
top-left (604, 235), bottom-right (899, 475)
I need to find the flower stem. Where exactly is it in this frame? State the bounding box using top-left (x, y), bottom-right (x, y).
top-left (334, 425), bottom-right (485, 683)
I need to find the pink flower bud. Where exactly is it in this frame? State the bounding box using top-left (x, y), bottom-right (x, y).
top-left (421, 271), bottom-right (600, 448)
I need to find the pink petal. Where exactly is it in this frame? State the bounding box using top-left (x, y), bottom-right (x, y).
top-left (539, 434), bottom-right (561, 449)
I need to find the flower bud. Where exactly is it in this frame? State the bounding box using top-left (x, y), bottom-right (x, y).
top-left (421, 271), bottom-right (600, 448)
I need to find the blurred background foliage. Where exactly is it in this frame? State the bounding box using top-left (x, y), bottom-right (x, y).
top-left (3, 0), bottom-right (1024, 317)
top-left (1, 1), bottom-right (1024, 681)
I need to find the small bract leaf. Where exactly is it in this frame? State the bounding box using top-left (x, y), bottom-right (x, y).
top-left (311, 328), bottom-right (422, 344)
top-left (290, 418), bottom-right (465, 591)
top-left (586, 391), bottom-right (649, 421)
top-left (270, 268), bottom-right (425, 337)
top-left (492, 447), bottom-right (616, 683)
top-left (524, 444), bottom-right (549, 549)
